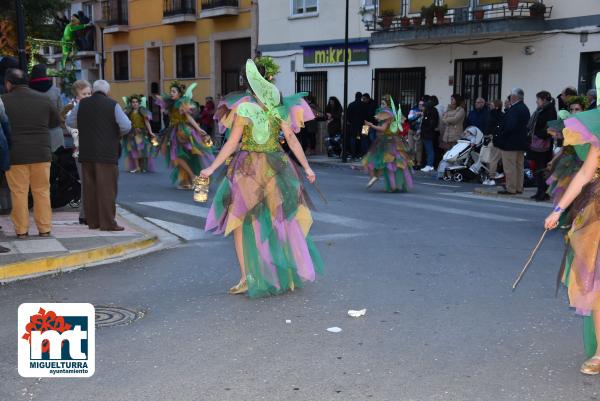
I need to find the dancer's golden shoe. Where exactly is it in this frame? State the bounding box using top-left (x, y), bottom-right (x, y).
top-left (580, 356), bottom-right (600, 375)
top-left (228, 279), bottom-right (248, 295)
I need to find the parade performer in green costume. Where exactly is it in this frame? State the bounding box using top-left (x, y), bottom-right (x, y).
top-left (61, 15), bottom-right (88, 69)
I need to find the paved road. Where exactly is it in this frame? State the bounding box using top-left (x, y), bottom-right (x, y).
top-left (1, 158), bottom-right (598, 401)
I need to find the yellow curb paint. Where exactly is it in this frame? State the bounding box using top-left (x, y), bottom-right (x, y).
top-left (0, 236), bottom-right (157, 281)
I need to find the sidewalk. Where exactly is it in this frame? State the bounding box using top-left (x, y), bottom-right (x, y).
top-left (473, 185), bottom-right (550, 202)
top-left (0, 208), bottom-right (162, 282)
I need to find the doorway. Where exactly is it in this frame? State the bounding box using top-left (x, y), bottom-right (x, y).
top-left (579, 52), bottom-right (600, 94)
top-left (220, 38), bottom-right (251, 96)
top-left (454, 58), bottom-right (502, 112)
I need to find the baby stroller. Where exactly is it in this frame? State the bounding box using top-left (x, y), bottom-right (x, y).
top-left (50, 147), bottom-right (81, 209)
top-left (325, 133), bottom-right (342, 157)
top-left (438, 126), bottom-right (487, 182)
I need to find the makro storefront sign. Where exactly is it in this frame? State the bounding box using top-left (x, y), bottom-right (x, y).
top-left (303, 42), bottom-right (369, 68)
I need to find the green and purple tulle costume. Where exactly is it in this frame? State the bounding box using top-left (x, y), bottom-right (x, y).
top-left (551, 90), bottom-right (600, 358)
top-left (362, 108), bottom-right (413, 192)
top-left (155, 84), bottom-right (214, 186)
top-left (205, 60), bottom-right (323, 298)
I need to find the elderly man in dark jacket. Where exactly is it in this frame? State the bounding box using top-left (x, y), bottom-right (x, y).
top-left (2, 68), bottom-right (61, 237)
top-left (527, 91), bottom-right (557, 201)
top-left (66, 80), bottom-right (131, 231)
top-left (494, 88), bottom-right (530, 195)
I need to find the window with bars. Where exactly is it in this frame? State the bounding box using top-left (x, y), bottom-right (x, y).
top-left (454, 58), bottom-right (503, 112)
top-left (291, 0), bottom-right (318, 16)
top-left (296, 71), bottom-right (327, 112)
top-left (373, 68), bottom-right (425, 117)
top-left (176, 44), bottom-right (195, 79)
top-left (113, 51), bottom-right (129, 81)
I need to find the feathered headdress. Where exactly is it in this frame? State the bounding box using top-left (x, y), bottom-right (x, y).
top-left (170, 81), bottom-right (186, 93)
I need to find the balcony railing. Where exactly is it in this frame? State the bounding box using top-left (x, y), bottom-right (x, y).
top-left (200, 0), bottom-right (239, 18)
top-left (101, 0), bottom-right (128, 26)
top-left (163, 0), bottom-right (196, 17)
top-left (365, 0), bottom-right (551, 32)
top-left (201, 0), bottom-right (239, 10)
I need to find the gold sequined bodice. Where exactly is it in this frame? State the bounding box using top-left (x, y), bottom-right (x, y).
top-left (169, 106), bottom-right (187, 125)
top-left (130, 111), bottom-right (146, 130)
top-left (240, 119), bottom-right (282, 153)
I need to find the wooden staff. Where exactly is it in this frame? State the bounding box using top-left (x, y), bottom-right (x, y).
top-left (512, 229), bottom-right (549, 290)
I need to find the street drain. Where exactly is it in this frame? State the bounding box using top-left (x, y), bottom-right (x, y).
top-left (94, 306), bottom-right (145, 328)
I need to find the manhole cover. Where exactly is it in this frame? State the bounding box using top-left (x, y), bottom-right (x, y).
top-left (94, 306), bottom-right (144, 328)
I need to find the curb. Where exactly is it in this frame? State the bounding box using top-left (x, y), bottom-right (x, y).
top-left (0, 235), bottom-right (157, 282)
top-left (473, 187), bottom-right (551, 204)
top-left (0, 206), bottom-right (181, 283)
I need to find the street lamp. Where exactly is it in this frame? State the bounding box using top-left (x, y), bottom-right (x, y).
top-left (15, 0), bottom-right (27, 70)
top-left (341, 0), bottom-right (350, 163)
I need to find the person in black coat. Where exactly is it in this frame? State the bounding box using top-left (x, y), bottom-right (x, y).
top-left (419, 101), bottom-right (439, 171)
top-left (347, 92), bottom-right (364, 159)
top-left (483, 100), bottom-right (505, 185)
top-left (526, 91), bottom-right (557, 201)
top-left (495, 88), bottom-right (530, 194)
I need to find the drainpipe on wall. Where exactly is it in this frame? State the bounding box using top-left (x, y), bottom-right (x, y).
top-left (251, 0), bottom-right (259, 58)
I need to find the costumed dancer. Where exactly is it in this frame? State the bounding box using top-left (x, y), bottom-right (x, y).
top-left (201, 59), bottom-right (324, 297)
top-left (155, 82), bottom-right (214, 189)
top-left (363, 95), bottom-right (413, 192)
top-left (121, 95), bottom-right (156, 173)
top-left (544, 73), bottom-right (600, 375)
top-left (546, 96), bottom-right (589, 226)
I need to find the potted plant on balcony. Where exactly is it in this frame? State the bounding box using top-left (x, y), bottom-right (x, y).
top-left (378, 9), bottom-right (395, 29)
top-left (400, 16), bottom-right (411, 27)
top-left (507, 0), bottom-right (520, 11)
top-left (529, 1), bottom-right (546, 18)
top-left (433, 4), bottom-right (448, 22)
top-left (421, 4), bottom-right (435, 27)
top-left (412, 16), bottom-right (423, 26)
top-left (473, 7), bottom-right (485, 20)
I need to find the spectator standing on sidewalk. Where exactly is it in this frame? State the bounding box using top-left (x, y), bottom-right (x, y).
top-left (407, 100), bottom-right (424, 168)
top-left (325, 96), bottom-right (343, 156)
top-left (66, 80), bottom-right (131, 231)
top-left (347, 92), bottom-right (364, 159)
top-left (199, 97), bottom-right (215, 138)
top-left (482, 99), bottom-right (505, 186)
top-left (494, 88), bottom-right (530, 195)
top-left (64, 80), bottom-right (92, 225)
top-left (29, 64), bottom-right (64, 153)
top-left (430, 95), bottom-right (445, 166)
top-left (0, 96), bottom-right (11, 253)
top-left (420, 100), bottom-right (439, 172)
top-left (440, 94), bottom-right (466, 151)
top-left (587, 88), bottom-right (597, 110)
top-left (2, 68), bottom-right (61, 238)
top-left (526, 90), bottom-right (557, 201)
top-left (465, 97), bottom-right (490, 132)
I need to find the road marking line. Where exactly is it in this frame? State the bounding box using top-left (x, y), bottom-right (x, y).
top-left (145, 218), bottom-right (211, 241)
top-left (138, 200), bottom-right (376, 229)
top-left (350, 195), bottom-right (528, 222)
top-left (438, 192), bottom-right (551, 208)
top-left (139, 201), bottom-right (209, 217)
top-left (418, 182), bottom-right (459, 188)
